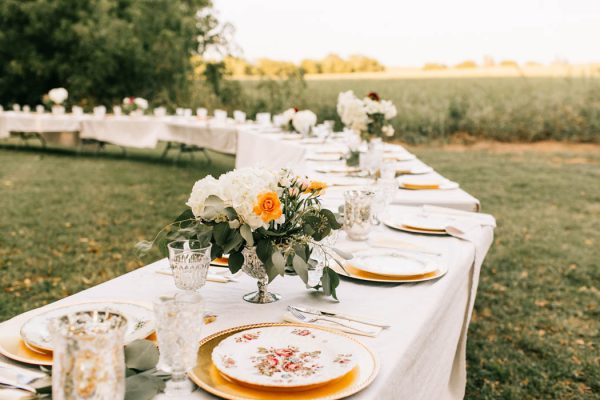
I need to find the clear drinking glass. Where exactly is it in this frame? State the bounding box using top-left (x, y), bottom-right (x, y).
top-left (154, 293), bottom-right (204, 397)
top-left (344, 189), bottom-right (375, 241)
top-left (51, 311), bottom-right (127, 400)
top-left (167, 240), bottom-right (211, 292)
top-left (309, 231), bottom-right (340, 285)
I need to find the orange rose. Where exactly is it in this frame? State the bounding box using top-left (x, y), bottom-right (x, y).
top-left (304, 181), bottom-right (328, 194)
top-left (253, 191), bottom-right (282, 223)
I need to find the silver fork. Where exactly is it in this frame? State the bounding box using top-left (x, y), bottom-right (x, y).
top-left (287, 306), bottom-right (377, 335)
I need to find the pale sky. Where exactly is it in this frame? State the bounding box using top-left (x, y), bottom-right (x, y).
top-left (213, 0), bottom-right (600, 66)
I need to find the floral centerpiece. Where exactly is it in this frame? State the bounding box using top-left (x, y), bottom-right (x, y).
top-left (42, 88), bottom-right (69, 114)
top-left (279, 108), bottom-right (317, 135)
top-left (337, 91), bottom-right (397, 142)
top-left (122, 97), bottom-right (149, 115)
top-left (138, 168), bottom-right (346, 303)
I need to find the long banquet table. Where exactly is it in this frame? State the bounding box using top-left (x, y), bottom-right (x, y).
top-left (0, 111), bottom-right (495, 399)
top-left (0, 207), bottom-right (493, 400)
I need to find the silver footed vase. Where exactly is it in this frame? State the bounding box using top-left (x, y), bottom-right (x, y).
top-left (241, 247), bottom-right (281, 304)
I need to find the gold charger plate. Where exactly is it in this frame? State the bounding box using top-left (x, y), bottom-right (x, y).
top-left (0, 299), bottom-right (156, 366)
top-left (188, 322), bottom-right (379, 400)
top-left (331, 262), bottom-right (448, 283)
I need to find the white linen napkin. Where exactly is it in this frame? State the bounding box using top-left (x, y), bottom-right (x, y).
top-left (0, 388), bottom-right (35, 400)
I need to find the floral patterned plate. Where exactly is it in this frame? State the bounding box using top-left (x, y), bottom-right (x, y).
top-left (211, 325), bottom-right (360, 390)
top-left (20, 301), bottom-right (155, 352)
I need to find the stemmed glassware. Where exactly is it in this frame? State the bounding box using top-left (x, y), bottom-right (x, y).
top-left (153, 292), bottom-right (204, 398)
top-left (167, 240), bottom-right (211, 293)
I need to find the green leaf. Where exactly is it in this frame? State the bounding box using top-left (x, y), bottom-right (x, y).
top-left (125, 374), bottom-right (164, 400)
top-left (321, 208), bottom-right (342, 229)
top-left (212, 222), bottom-right (230, 245)
top-left (223, 231), bottom-right (244, 253)
top-left (321, 267), bottom-right (340, 300)
top-left (124, 340), bottom-right (159, 371)
top-left (292, 254), bottom-right (309, 284)
top-left (240, 224), bottom-right (254, 247)
top-left (271, 251), bottom-right (286, 276)
top-left (224, 206), bottom-right (238, 220)
top-left (228, 251), bottom-right (244, 273)
top-left (174, 208), bottom-right (195, 228)
top-left (256, 239), bottom-right (272, 263)
top-left (211, 243), bottom-right (224, 259)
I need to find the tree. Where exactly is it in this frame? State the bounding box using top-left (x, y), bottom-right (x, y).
top-left (0, 0), bottom-right (224, 107)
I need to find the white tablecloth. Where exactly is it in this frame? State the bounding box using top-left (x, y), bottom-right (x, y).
top-left (235, 133), bottom-right (481, 212)
top-left (0, 112), bottom-right (82, 138)
top-left (79, 116), bottom-right (169, 149)
top-left (0, 203), bottom-right (494, 399)
top-left (161, 119), bottom-right (239, 155)
top-left (235, 130), bottom-right (308, 169)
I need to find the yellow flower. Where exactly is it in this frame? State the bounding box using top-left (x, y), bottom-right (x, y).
top-left (304, 181), bottom-right (328, 194)
top-left (253, 191), bottom-right (283, 223)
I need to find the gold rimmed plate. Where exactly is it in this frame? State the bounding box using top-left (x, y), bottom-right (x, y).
top-left (330, 260), bottom-right (448, 283)
top-left (188, 322), bottom-right (379, 400)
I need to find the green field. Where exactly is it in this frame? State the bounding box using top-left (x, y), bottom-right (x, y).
top-left (1, 144), bottom-right (599, 399)
top-left (241, 77), bottom-right (600, 143)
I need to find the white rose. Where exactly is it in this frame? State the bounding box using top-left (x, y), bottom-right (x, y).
top-left (281, 108), bottom-right (297, 125)
top-left (381, 100), bottom-right (397, 119)
top-left (382, 125), bottom-right (395, 137)
top-left (134, 97), bottom-right (148, 110)
top-left (292, 110), bottom-right (317, 135)
top-left (186, 176), bottom-right (223, 219)
top-left (48, 88), bottom-right (68, 104)
top-left (337, 90), bottom-right (357, 116)
top-left (122, 97), bottom-right (134, 105)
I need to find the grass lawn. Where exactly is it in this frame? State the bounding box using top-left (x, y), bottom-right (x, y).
top-left (0, 142), bottom-right (599, 399)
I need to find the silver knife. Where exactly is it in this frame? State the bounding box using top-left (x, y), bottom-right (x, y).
top-left (290, 305), bottom-right (390, 328)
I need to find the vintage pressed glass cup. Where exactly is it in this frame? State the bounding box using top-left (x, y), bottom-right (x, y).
top-left (343, 190), bottom-right (375, 241)
top-left (154, 293), bottom-right (204, 397)
top-left (167, 240), bottom-right (211, 292)
top-left (51, 311), bottom-right (127, 400)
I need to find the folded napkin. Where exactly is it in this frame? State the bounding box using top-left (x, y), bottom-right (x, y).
top-left (282, 312), bottom-right (383, 337)
top-left (0, 389), bottom-right (35, 400)
top-left (422, 205), bottom-right (496, 227)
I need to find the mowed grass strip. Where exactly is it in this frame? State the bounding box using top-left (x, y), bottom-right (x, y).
top-left (0, 144), bottom-right (598, 398)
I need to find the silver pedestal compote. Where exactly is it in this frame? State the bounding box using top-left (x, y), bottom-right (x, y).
top-left (241, 247), bottom-right (281, 304)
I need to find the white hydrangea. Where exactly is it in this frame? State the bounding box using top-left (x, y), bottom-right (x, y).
top-left (363, 98), bottom-right (397, 120)
top-left (186, 175), bottom-right (223, 218)
top-left (48, 88), bottom-right (68, 104)
top-left (292, 110), bottom-right (317, 135)
top-left (134, 97), bottom-right (149, 110)
top-left (192, 168), bottom-right (278, 230)
top-left (280, 108), bottom-right (297, 125)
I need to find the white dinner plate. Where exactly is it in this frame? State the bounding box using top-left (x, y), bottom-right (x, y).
top-left (325, 177), bottom-right (374, 187)
top-left (382, 214), bottom-right (452, 235)
top-left (396, 166), bottom-right (434, 175)
top-left (384, 153), bottom-right (417, 162)
top-left (20, 301), bottom-right (155, 352)
top-left (350, 249), bottom-right (439, 277)
top-left (212, 326), bottom-right (359, 389)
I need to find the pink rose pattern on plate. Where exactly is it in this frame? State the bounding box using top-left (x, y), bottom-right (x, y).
top-left (291, 328), bottom-right (315, 338)
top-left (251, 346), bottom-right (323, 383)
top-left (221, 355), bottom-right (236, 368)
top-left (235, 331), bottom-right (261, 343)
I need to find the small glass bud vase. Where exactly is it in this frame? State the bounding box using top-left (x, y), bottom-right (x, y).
top-left (343, 189), bottom-right (375, 241)
top-left (51, 105), bottom-right (65, 115)
top-left (51, 311), bottom-right (127, 400)
top-left (241, 247), bottom-right (281, 304)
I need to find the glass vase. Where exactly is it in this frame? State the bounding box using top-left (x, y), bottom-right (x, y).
top-left (241, 247), bottom-right (281, 304)
top-left (51, 311), bottom-right (127, 400)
